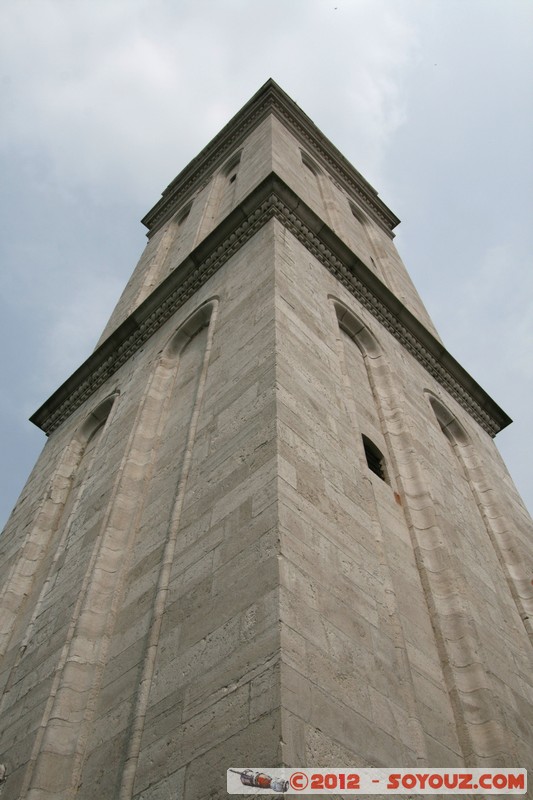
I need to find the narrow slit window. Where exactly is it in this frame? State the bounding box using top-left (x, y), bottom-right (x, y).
top-left (362, 435), bottom-right (386, 481)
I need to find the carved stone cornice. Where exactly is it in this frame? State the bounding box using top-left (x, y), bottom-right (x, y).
top-left (141, 79), bottom-right (399, 239)
top-left (31, 174), bottom-right (510, 437)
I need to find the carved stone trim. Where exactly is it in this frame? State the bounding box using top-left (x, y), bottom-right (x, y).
top-left (31, 174), bottom-right (510, 438)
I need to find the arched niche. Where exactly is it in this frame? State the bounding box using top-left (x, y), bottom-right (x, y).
top-left (349, 200), bottom-right (370, 227)
top-left (331, 297), bottom-right (381, 358)
top-left (426, 391), bottom-right (469, 446)
top-left (174, 200), bottom-right (193, 227)
top-left (163, 299), bottom-right (218, 359)
top-left (221, 149), bottom-right (242, 179)
top-left (78, 392), bottom-right (119, 446)
top-left (300, 149), bottom-right (323, 176)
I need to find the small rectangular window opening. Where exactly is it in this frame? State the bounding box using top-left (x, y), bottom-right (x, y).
top-left (363, 436), bottom-right (386, 481)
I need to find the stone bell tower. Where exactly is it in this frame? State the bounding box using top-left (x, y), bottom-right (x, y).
top-left (0, 80), bottom-right (532, 800)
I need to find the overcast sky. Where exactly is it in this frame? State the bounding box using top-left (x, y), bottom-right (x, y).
top-left (1, 0), bottom-right (532, 528)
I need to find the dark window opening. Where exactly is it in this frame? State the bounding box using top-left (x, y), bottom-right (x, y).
top-left (362, 435), bottom-right (386, 481)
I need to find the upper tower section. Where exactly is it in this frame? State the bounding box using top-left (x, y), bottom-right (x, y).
top-left (32, 80), bottom-right (510, 439)
top-left (97, 79), bottom-right (439, 345)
